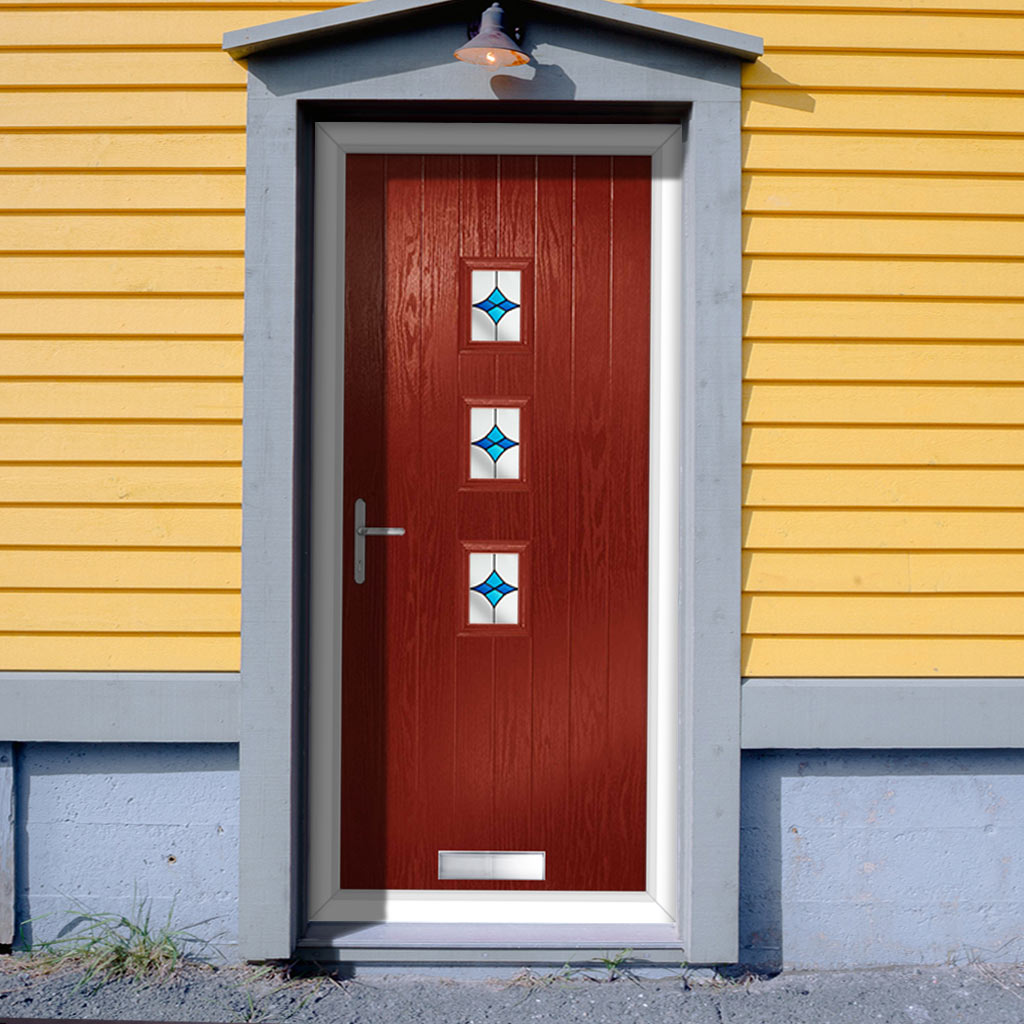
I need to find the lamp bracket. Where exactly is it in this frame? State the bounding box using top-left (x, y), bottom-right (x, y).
top-left (466, 11), bottom-right (523, 43)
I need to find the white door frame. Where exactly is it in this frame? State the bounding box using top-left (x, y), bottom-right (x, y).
top-left (308, 122), bottom-right (684, 930)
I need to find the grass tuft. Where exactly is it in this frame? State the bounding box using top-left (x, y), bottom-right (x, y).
top-left (25, 892), bottom-right (220, 986)
top-left (588, 948), bottom-right (641, 983)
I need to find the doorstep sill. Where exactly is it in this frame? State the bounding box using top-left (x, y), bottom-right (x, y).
top-left (298, 922), bottom-right (684, 963)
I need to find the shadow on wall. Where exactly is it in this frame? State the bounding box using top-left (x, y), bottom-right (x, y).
top-left (13, 743), bottom-right (239, 957)
top-left (491, 61), bottom-right (576, 100)
top-left (739, 749), bottom-right (1024, 971)
top-left (741, 62), bottom-right (816, 113)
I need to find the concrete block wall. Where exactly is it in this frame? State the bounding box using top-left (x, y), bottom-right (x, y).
top-left (10, 743), bottom-right (1024, 968)
top-left (13, 744), bottom-right (238, 958)
top-left (740, 750), bottom-right (1024, 969)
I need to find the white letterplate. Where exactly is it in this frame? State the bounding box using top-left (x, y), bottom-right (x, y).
top-left (438, 850), bottom-right (546, 881)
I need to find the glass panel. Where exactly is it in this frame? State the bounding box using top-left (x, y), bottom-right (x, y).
top-left (471, 269), bottom-right (521, 342)
top-left (468, 551), bottom-right (519, 625)
top-left (470, 407), bottom-right (520, 480)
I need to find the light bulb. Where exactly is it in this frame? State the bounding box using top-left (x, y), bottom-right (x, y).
top-left (454, 4), bottom-right (528, 68)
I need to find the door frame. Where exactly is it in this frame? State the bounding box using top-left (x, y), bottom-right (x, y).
top-left (229, 0), bottom-right (756, 964)
top-left (305, 120), bottom-right (736, 954)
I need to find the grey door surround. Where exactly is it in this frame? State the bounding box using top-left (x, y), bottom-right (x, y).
top-left (224, 0), bottom-right (760, 963)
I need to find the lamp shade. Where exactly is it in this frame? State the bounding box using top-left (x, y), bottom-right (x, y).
top-left (454, 3), bottom-right (528, 67)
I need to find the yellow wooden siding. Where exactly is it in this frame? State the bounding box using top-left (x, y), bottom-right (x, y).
top-left (0, 508), bottom-right (240, 547)
top-left (0, 0), bottom-right (260, 669)
top-left (1, 93), bottom-right (247, 129)
top-left (4, 0), bottom-right (1023, 674)
top-left (0, 550), bottom-right (240, 589)
top-left (1, 173), bottom-right (245, 210)
top-left (0, 422), bottom-right (241, 459)
top-left (744, 384), bottom-right (1024, 423)
top-left (743, 217), bottom-right (1024, 257)
top-left (0, 258), bottom-right (243, 292)
top-left (745, 260), bottom-right (1024, 299)
top-left (744, 427), bottom-right (1024, 464)
top-left (0, 216), bottom-right (245, 252)
top-left (713, 0), bottom-right (1024, 675)
top-left (742, 639), bottom-right (1024, 678)
top-left (744, 552), bottom-right (1024, 594)
top-left (744, 136), bottom-right (1024, 175)
top-left (0, 637), bottom-right (240, 672)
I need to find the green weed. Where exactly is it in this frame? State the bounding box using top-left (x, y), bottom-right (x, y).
top-left (588, 948), bottom-right (640, 983)
top-left (25, 892), bottom-right (219, 985)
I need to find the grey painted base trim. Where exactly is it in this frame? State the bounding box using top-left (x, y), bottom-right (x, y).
top-left (0, 673), bottom-right (240, 742)
top-left (741, 678), bottom-right (1024, 749)
top-left (0, 743), bottom-right (12, 945)
top-left (299, 923), bottom-right (686, 965)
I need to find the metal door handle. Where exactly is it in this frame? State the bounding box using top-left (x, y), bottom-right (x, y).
top-left (354, 498), bottom-right (405, 584)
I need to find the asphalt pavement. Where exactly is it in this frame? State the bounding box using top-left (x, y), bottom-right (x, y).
top-left (1, 957), bottom-right (1023, 1023)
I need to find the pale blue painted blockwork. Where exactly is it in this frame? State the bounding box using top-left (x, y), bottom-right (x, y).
top-left (13, 744), bottom-right (239, 956)
top-left (12, 744), bottom-right (1024, 968)
top-left (740, 750), bottom-right (1024, 970)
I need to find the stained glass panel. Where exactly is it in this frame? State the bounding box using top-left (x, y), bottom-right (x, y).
top-left (468, 551), bottom-right (519, 625)
top-left (470, 407), bottom-right (520, 480)
top-left (471, 269), bottom-right (521, 342)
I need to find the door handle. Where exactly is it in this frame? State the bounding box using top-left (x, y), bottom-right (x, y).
top-left (354, 498), bottom-right (406, 584)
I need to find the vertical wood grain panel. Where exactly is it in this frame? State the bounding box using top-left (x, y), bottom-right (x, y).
top-left (492, 635), bottom-right (534, 854)
top-left (607, 157), bottom-right (651, 888)
top-left (418, 155), bottom-right (461, 884)
top-left (568, 156), bottom-right (614, 883)
top-left (532, 156), bottom-right (575, 882)
top-left (339, 154), bottom-right (386, 888)
top-left (382, 156), bottom-right (426, 888)
top-left (453, 635), bottom-right (495, 853)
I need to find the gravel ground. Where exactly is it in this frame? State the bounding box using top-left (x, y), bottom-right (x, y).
top-left (2, 957), bottom-right (1024, 1023)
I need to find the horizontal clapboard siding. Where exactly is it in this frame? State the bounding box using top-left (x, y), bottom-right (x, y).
top-left (0, 216), bottom-right (245, 253)
top-left (743, 217), bottom-right (1024, 257)
top-left (672, 0), bottom-right (1024, 676)
top-left (0, 258), bottom-right (243, 292)
top-left (744, 552), bottom-right (1024, 594)
top-left (0, 0), bottom-right (286, 669)
top-left (652, 9), bottom-right (1024, 51)
top-left (744, 427), bottom-right (1024, 464)
top-left (7, 0), bottom-right (1023, 677)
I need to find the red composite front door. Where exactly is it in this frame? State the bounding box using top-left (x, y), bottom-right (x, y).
top-left (340, 154), bottom-right (651, 892)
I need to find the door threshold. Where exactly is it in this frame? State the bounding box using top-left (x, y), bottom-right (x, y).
top-left (298, 922), bottom-right (684, 965)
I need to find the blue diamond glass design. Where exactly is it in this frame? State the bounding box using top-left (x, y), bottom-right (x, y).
top-left (472, 424), bottom-right (519, 464)
top-left (471, 569), bottom-right (517, 608)
top-left (473, 286), bottom-right (520, 325)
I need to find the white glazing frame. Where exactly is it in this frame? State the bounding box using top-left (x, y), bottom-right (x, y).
top-left (309, 122), bottom-right (683, 928)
